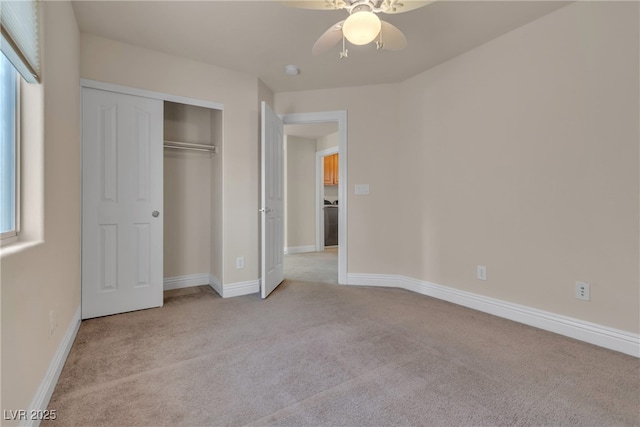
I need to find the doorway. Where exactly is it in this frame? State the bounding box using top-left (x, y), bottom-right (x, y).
top-left (281, 111), bottom-right (347, 285)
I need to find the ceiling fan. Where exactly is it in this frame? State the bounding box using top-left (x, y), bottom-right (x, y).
top-left (283, 0), bottom-right (432, 58)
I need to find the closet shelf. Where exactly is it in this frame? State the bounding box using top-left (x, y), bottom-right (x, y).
top-left (163, 140), bottom-right (218, 154)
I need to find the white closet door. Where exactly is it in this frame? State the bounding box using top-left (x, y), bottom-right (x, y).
top-left (82, 88), bottom-right (163, 319)
top-left (260, 102), bottom-right (285, 298)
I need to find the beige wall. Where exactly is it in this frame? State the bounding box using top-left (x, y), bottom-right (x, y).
top-left (164, 102), bottom-right (214, 278)
top-left (400, 1), bottom-right (639, 332)
top-left (316, 132), bottom-right (338, 153)
top-left (164, 151), bottom-right (212, 277)
top-left (164, 101), bottom-right (214, 145)
top-left (0, 1), bottom-right (81, 417)
top-left (276, 84), bottom-right (407, 274)
top-left (276, 2), bottom-right (640, 333)
top-left (258, 78), bottom-right (274, 110)
top-left (285, 136), bottom-right (317, 249)
top-left (81, 34), bottom-right (259, 285)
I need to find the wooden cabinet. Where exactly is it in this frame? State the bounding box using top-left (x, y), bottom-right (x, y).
top-left (323, 153), bottom-right (339, 186)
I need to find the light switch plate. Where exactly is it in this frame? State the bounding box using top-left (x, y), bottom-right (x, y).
top-left (355, 184), bottom-right (370, 195)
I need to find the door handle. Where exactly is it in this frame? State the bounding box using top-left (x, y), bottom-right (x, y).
top-left (152, 211), bottom-right (160, 218)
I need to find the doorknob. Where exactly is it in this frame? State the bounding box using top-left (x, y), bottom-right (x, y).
top-left (152, 211), bottom-right (160, 218)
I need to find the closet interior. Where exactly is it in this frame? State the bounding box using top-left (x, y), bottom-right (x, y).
top-left (163, 101), bottom-right (223, 286)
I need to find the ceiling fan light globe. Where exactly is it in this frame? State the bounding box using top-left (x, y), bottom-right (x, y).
top-left (343, 11), bottom-right (381, 45)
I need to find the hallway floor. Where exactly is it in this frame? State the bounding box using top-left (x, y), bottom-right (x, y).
top-left (284, 247), bottom-right (338, 284)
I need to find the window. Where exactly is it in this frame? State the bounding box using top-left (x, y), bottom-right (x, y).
top-left (0, 0), bottom-right (39, 245)
top-left (0, 53), bottom-right (18, 240)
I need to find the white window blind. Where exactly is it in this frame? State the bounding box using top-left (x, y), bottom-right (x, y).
top-left (0, 0), bottom-right (40, 83)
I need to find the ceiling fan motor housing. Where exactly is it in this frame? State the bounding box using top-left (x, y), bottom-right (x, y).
top-left (303, 0), bottom-right (424, 56)
top-left (343, 9), bottom-right (381, 45)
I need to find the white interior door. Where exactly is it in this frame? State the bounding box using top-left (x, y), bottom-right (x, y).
top-left (82, 88), bottom-right (163, 319)
top-left (260, 101), bottom-right (285, 298)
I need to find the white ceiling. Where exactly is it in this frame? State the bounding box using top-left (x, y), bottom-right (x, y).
top-left (71, 1), bottom-right (570, 93)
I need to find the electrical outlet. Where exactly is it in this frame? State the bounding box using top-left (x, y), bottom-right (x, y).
top-left (236, 257), bottom-right (244, 269)
top-left (477, 265), bottom-right (487, 281)
top-left (576, 281), bottom-right (590, 301)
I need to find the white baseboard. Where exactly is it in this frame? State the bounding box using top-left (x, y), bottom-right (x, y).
top-left (164, 273), bottom-right (210, 291)
top-left (208, 275), bottom-right (259, 298)
top-left (346, 273), bottom-right (640, 358)
top-left (222, 279), bottom-right (260, 298)
top-left (26, 306), bottom-right (81, 427)
top-left (284, 245), bottom-right (316, 255)
top-left (209, 274), bottom-right (223, 297)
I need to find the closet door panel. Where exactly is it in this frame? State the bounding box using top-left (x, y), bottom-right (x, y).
top-left (82, 88), bottom-right (163, 319)
top-left (100, 105), bottom-right (118, 202)
top-left (135, 109), bottom-right (151, 202)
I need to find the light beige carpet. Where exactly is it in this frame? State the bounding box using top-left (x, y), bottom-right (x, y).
top-left (45, 275), bottom-right (639, 426)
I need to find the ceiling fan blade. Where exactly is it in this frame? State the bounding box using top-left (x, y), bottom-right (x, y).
top-left (379, 0), bottom-right (433, 14)
top-left (280, 1), bottom-right (347, 10)
top-left (379, 20), bottom-right (407, 50)
top-left (312, 21), bottom-right (345, 55)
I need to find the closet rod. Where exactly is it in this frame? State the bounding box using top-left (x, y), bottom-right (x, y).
top-left (163, 140), bottom-right (218, 154)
